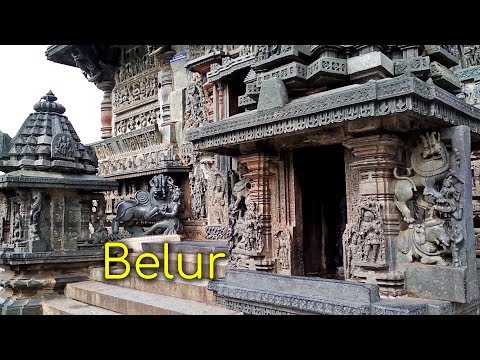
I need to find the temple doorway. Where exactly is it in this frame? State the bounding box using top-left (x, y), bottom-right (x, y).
top-left (293, 145), bottom-right (347, 279)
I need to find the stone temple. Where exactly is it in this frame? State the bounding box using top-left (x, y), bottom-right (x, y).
top-left (2, 45), bottom-right (480, 315)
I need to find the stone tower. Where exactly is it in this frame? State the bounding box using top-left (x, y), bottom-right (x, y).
top-left (0, 92), bottom-right (117, 314)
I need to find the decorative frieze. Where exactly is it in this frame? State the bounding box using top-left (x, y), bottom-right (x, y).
top-left (424, 45), bottom-right (460, 68)
top-left (254, 45), bottom-right (312, 71)
top-left (429, 61), bottom-right (462, 93)
top-left (112, 71), bottom-right (158, 114)
top-left (394, 56), bottom-right (430, 76)
top-left (184, 72), bottom-right (212, 129)
top-left (256, 62), bottom-right (308, 86)
top-left (463, 45), bottom-right (480, 68)
top-left (115, 46), bottom-right (156, 84)
top-left (207, 50), bottom-right (257, 82)
top-left (114, 107), bottom-right (159, 136)
top-left (186, 76), bottom-right (480, 151)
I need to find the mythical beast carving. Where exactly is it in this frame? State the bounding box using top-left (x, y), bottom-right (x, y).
top-left (112, 174), bottom-right (182, 237)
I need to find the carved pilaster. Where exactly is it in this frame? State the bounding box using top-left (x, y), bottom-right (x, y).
top-left (228, 153), bottom-right (275, 271)
top-left (50, 191), bottom-right (64, 250)
top-left (80, 197), bottom-right (94, 245)
top-left (159, 61), bottom-right (173, 123)
top-left (97, 81), bottom-right (115, 139)
top-left (218, 82), bottom-right (225, 120)
top-left (0, 193), bottom-right (8, 244)
top-left (64, 195), bottom-right (81, 250)
top-left (343, 134), bottom-right (405, 295)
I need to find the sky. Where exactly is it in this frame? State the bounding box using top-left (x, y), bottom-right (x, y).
top-left (0, 45), bottom-right (104, 144)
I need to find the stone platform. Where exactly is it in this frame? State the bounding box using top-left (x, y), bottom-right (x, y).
top-left (0, 249), bottom-right (104, 315)
top-left (208, 269), bottom-right (474, 315)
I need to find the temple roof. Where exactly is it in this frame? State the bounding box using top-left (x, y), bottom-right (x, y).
top-left (0, 91), bottom-right (98, 174)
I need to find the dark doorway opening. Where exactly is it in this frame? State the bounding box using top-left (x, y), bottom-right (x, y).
top-left (293, 145), bottom-right (347, 279)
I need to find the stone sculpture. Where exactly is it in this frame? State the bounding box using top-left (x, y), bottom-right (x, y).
top-left (346, 197), bottom-right (387, 272)
top-left (394, 132), bottom-right (464, 267)
top-left (210, 174), bottom-right (226, 225)
top-left (227, 164), bottom-right (264, 269)
top-left (112, 174), bottom-right (183, 237)
top-left (393, 132), bottom-right (451, 223)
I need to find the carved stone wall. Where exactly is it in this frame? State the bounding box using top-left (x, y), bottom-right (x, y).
top-left (343, 133), bottom-right (405, 296)
top-left (227, 154), bottom-right (275, 271)
top-left (394, 126), bottom-right (479, 303)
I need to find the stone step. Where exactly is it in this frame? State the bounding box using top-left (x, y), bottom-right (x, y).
top-left (90, 266), bottom-right (217, 304)
top-left (65, 280), bottom-right (240, 315)
top-left (42, 297), bottom-right (120, 315)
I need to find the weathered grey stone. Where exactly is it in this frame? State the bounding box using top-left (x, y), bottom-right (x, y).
top-left (371, 300), bottom-right (429, 315)
top-left (89, 266), bottom-right (218, 304)
top-left (253, 45), bottom-right (312, 71)
top-left (442, 126), bottom-right (479, 303)
top-left (347, 51), bottom-right (394, 81)
top-left (405, 264), bottom-right (468, 303)
top-left (257, 77), bottom-right (289, 112)
top-left (208, 269), bottom-right (380, 315)
top-left (424, 45), bottom-right (459, 68)
top-left (394, 56), bottom-right (430, 76)
top-left (456, 65), bottom-right (480, 82)
top-left (0, 131), bottom-right (11, 157)
top-left (65, 280), bottom-right (238, 315)
top-left (257, 61), bottom-right (308, 87)
top-left (42, 298), bottom-right (120, 315)
top-left (429, 61), bottom-right (462, 93)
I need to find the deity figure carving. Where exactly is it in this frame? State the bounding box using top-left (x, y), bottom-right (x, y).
top-left (274, 227), bottom-right (291, 271)
top-left (346, 197), bottom-right (386, 272)
top-left (112, 174), bottom-right (183, 237)
top-left (234, 200), bottom-right (262, 252)
top-left (227, 164), bottom-right (264, 268)
top-left (189, 165), bottom-right (207, 220)
top-left (89, 200), bottom-right (109, 245)
top-left (394, 132), bottom-right (464, 267)
top-left (463, 45), bottom-right (480, 67)
top-left (184, 73), bottom-right (208, 129)
top-left (52, 133), bottom-right (75, 159)
top-left (12, 213), bottom-right (22, 242)
top-left (29, 191), bottom-right (43, 241)
top-left (210, 174), bottom-right (226, 225)
top-left (358, 210), bottom-right (382, 263)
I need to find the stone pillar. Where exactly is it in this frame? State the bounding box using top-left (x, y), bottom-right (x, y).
top-left (343, 134), bottom-right (405, 295)
top-left (64, 195), bottom-right (81, 250)
top-left (97, 81), bottom-right (115, 139)
top-left (218, 82), bottom-right (225, 120)
top-left (17, 190), bottom-right (30, 244)
top-left (50, 190), bottom-right (64, 251)
top-left (80, 198), bottom-right (93, 246)
top-left (158, 62), bottom-right (176, 144)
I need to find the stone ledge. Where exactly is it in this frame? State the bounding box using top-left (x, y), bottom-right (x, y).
top-left (208, 269), bottom-right (380, 315)
top-left (405, 264), bottom-right (468, 303)
top-left (0, 249), bottom-right (104, 265)
top-left (347, 51), bottom-right (393, 81)
top-left (207, 269), bottom-right (476, 315)
top-left (185, 75), bottom-right (480, 151)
